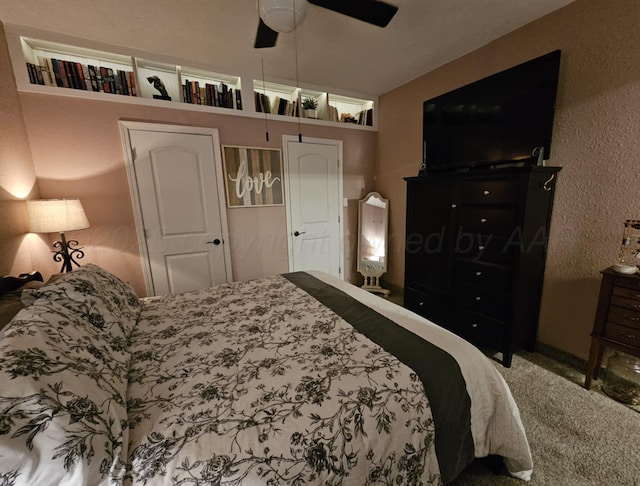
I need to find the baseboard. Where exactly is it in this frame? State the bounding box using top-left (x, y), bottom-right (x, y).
top-left (535, 342), bottom-right (590, 373)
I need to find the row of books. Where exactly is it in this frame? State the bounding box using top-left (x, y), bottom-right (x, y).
top-left (254, 92), bottom-right (300, 117)
top-left (328, 106), bottom-right (373, 126)
top-left (26, 57), bottom-right (137, 96)
top-left (182, 80), bottom-right (241, 109)
top-left (253, 92), bottom-right (372, 126)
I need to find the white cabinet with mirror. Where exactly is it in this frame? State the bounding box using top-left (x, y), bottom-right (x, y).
top-left (357, 192), bottom-right (390, 296)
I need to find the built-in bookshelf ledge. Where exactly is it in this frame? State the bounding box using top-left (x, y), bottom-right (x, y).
top-left (6, 24), bottom-right (377, 131)
top-left (16, 82), bottom-right (376, 130)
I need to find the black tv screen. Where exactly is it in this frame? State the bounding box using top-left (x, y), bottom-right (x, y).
top-left (422, 50), bottom-right (561, 172)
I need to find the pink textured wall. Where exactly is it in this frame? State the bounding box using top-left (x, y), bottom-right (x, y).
top-left (0, 21), bottom-right (49, 275)
top-left (377, 0), bottom-right (640, 359)
top-left (13, 92), bottom-right (376, 294)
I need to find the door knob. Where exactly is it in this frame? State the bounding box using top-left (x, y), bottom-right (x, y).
top-left (206, 238), bottom-right (222, 245)
top-left (293, 231), bottom-right (306, 237)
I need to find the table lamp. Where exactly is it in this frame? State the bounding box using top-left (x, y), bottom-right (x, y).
top-left (27, 199), bottom-right (90, 272)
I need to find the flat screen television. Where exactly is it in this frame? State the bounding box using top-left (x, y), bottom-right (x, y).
top-left (422, 50), bottom-right (561, 173)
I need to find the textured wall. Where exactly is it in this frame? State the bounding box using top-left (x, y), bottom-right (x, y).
top-left (0, 20), bottom-right (43, 275)
top-left (377, 0), bottom-right (640, 359)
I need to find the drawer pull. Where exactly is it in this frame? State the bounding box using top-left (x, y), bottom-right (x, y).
top-left (471, 323), bottom-right (478, 328)
top-left (483, 190), bottom-right (490, 195)
top-left (619, 330), bottom-right (636, 340)
top-left (475, 271), bottom-right (482, 276)
top-left (480, 218), bottom-right (487, 223)
top-left (626, 315), bottom-right (640, 322)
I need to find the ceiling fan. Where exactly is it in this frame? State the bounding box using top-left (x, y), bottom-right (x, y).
top-left (254, 0), bottom-right (399, 48)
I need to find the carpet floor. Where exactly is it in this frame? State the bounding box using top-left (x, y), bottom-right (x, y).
top-left (450, 351), bottom-right (640, 486)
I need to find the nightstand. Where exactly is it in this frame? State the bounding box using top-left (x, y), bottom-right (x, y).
top-left (584, 268), bottom-right (640, 389)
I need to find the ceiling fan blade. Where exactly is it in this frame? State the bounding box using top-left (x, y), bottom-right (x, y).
top-left (308, 0), bottom-right (398, 27)
top-left (254, 18), bottom-right (279, 48)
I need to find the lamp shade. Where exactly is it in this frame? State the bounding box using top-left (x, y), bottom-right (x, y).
top-left (27, 199), bottom-right (90, 234)
top-left (259, 0), bottom-right (308, 33)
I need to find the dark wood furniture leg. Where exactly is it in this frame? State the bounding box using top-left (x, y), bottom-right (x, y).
top-left (584, 338), bottom-right (602, 389)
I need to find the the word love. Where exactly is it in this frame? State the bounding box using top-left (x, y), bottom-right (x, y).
top-left (229, 159), bottom-right (280, 199)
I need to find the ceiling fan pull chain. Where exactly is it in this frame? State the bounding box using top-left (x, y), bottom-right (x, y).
top-left (293, 0), bottom-right (303, 143)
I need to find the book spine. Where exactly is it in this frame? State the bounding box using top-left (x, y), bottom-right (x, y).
top-left (235, 89), bottom-right (242, 110)
top-left (118, 70), bottom-right (129, 95)
top-left (57, 61), bottom-right (69, 88)
top-left (64, 61), bottom-right (77, 89)
top-left (113, 69), bottom-right (122, 94)
top-left (64, 61), bottom-right (76, 88)
top-left (37, 56), bottom-right (54, 86)
top-left (183, 79), bottom-right (191, 103)
top-left (99, 67), bottom-right (110, 93)
top-left (213, 85), bottom-right (220, 107)
top-left (128, 71), bottom-right (137, 96)
top-left (124, 71), bottom-right (132, 96)
top-left (87, 65), bottom-right (99, 91)
top-left (51, 59), bottom-right (63, 87)
top-left (75, 62), bottom-right (87, 89)
top-left (106, 68), bottom-right (116, 94)
top-left (26, 63), bottom-right (36, 84)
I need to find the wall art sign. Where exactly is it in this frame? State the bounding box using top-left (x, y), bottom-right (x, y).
top-left (222, 146), bottom-right (284, 207)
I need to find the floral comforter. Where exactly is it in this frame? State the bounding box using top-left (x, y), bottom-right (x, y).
top-left (0, 264), bottom-right (532, 485)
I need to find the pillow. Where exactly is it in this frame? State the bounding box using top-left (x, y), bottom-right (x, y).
top-left (25, 264), bottom-right (141, 339)
top-left (0, 281), bottom-right (44, 331)
top-left (0, 298), bottom-right (130, 484)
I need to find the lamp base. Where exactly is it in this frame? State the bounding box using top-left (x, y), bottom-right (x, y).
top-left (53, 232), bottom-right (85, 272)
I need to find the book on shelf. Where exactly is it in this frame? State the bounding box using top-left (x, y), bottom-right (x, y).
top-left (235, 89), bottom-right (242, 110)
top-left (76, 63), bottom-right (87, 89)
top-left (57, 61), bottom-right (69, 88)
top-left (87, 65), bottom-right (99, 91)
top-left (36, 56), bottom-right (55, 86)
top-left (180, 79), bottom-right (237, 109)
top-left (25, 54), bottom-right (137, 97)
top-left (99, 66), bottom-right (110, 93)
top-left (129, 71), bottom-right (137, 96)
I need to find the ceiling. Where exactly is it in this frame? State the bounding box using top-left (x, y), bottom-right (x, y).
top-left (237, 0), bottom-right (575, 96)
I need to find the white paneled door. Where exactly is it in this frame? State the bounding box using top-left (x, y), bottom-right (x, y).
top-left (122, 124), bottom-right (232, 295)
top-left (284, 137), bottom-right (343, 278)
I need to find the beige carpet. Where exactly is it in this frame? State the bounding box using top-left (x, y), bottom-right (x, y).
top-left (450, 351), bottom-right (640, 485)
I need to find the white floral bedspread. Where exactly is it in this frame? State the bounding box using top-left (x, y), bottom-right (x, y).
top-left (127, 275), bottom-right (442, 485)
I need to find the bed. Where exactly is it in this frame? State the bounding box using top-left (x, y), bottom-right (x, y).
top-left (0, 264), bottom-right (532, 485)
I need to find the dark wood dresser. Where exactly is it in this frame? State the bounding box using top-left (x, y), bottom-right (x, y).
top-left (403, 166), bottom-right (560, 367)
top-left (585, 268), bottom-right (640, 389)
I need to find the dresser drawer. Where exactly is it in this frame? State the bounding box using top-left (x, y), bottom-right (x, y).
top-left (404, 287), bottom-right (448, 322)
top-left (611, 295), bottom-right (640, 313)
top-left (612, 285), bottom-right (640, 303)
top-left (454, 235), bottom-right (513, 265)
top-left (456, 208), bottom-right (517, 235)
top-left (446, 310), bottom-right (506, 350)
top-left (456, 178), bottom-right (518, 205)
top-left (454, 281), bottom-right (510, 319)
top-left (604, 321), bottom-right (640, 347)
top-left (453, 259), bottom-right (511, 292)
top-left (614, 276), bottom-right (640, 293)
top-left (608, 305), bottom-right (640, 330)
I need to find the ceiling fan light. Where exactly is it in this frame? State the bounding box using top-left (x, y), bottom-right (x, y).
top-left (259, 0), bottom-right (308, 33)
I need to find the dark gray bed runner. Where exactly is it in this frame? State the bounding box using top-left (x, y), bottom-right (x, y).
top-left (283, 271), bottom-right (474, 484)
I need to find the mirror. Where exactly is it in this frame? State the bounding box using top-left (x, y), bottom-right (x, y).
top-left (357, 192), bottom-right (390, 296)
